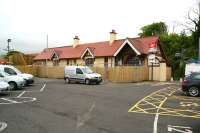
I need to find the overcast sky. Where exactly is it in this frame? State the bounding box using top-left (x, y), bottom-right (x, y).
top-left (0, 0), bottom-right (198, 54)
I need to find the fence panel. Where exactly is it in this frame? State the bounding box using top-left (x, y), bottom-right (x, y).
top-left (15, 65), bottom-right (164, 82)
top-left (108, 66), bottom-right (148, 82)
top-left (166, 67), bottom-right (172, 81)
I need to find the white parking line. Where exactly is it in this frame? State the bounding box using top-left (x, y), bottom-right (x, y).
top-left (153, 97), bottom-right (167, 133)
top-left (0, 122), bottom-right (7, 132)
top-left (40, 84), bottom-right (46, 92)
top-left (1, 98), bottom-right (18, 103)
top-left (17, 91), bottom-right (26, 98)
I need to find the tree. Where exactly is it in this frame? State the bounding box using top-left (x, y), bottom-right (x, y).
top-left (183, 3), bottom-right (200, 58)
top-left (138, 22), bottom-right (168, 37)
top-left (5, 51), bottom-right (27, 65)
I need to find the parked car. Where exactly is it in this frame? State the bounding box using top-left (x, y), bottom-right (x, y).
top-left (182, 72), bottom-right (200, 97)
top-left (0, 65), bottom-right (34, 85)
top-left (0, 71), bottom-right (25, 90)
top-left (64, 66), bottom-right (102, 85)
top-left (0, 81), bottom-right (10, 93)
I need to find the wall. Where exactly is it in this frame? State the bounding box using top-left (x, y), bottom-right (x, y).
top-left (94, 57), bottom-right (104, 67)
top-left (77, 59), bottom-right (84, 65)
top-left (59, 60), bottom-right (67, 66)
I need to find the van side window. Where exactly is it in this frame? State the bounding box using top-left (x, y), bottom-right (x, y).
top-left (4, 67), bottom-right (17, 75)
top-left (76, 68), bottom-right (83, 74)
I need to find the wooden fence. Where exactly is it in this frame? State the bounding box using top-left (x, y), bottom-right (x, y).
top-left (16, 65), bottom-right (150, 82)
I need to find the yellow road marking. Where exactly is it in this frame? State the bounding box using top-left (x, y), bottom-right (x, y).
top-left (128, 86), bottom-right (200, 119)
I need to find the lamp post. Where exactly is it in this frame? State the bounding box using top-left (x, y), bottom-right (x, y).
top-left (7, 39), bottom-right (11, 53)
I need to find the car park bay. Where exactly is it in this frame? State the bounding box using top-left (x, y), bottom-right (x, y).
top-left (0, 78), bottom-right (199, 133)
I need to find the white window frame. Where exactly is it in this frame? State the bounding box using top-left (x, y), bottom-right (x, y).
top-left (81, 48), bottom-right (95, 59)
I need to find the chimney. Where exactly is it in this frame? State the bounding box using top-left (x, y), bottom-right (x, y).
top-left (109, 29), bottom-right (117, 45)
top-left (73, 36), bottom-right (79, 48)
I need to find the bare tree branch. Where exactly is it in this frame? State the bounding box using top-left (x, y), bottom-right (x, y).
top-left (188, 11), bottom-right (198, 26)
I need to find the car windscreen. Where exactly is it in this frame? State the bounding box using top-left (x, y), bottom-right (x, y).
top-left (11, 67), bottom-right (22, 74)
top-left (81, 67), bottom-right (93, 74)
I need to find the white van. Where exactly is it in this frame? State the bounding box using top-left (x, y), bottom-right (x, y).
top-left (0, 81), bottom-right (10, 92)
top-left (0, 71), bottom-right (25, 90)
top-left (0, 65), bottom-right (34, 85)
top-left (64, 66), bottom-right (102, 85)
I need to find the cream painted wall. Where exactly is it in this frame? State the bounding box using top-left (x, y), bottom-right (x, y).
top-left (77, 59), bottom-right (84, 65)
top-left (59, 60), bottom-right (67, 66)
top-left (94, 58), bottom-right (104, 67)
top-left (108, 57), bottom-right (115, 67)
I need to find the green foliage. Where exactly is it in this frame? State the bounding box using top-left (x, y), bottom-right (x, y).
top-left (139, 22), bottom-right (167, 37)
top-left (160, 33), bottom-right (193, 79)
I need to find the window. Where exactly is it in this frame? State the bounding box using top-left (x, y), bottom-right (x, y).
top-left (82, 67), bottom-right (93, 74)
top-left (66, 60), bottom-right (69, 65)
top-left (127, 56), bottom-right (142, 66)
top-left (104, 57), bottom-right (108, 68)
top-left (85, 58), bottom-right (94, 66)
top-left (76, 68), bottom-right (83, 74)
top-left (193, 74), bottom-right (200, 80)
top-left (4, 67), bottom-right (17, 75)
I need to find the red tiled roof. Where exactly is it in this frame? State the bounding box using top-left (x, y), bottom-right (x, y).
top-left (34, 50), bottom-right (55, 60)
top-left (34, 36), bottom-right (159, 60)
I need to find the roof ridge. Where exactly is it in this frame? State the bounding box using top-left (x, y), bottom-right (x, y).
top-left (48, 37), bottom-right (157, 49)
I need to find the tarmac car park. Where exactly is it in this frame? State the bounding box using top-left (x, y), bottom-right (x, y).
top-left (0, 78), bottom-right (199, 133)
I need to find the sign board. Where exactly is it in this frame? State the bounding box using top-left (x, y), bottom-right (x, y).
top-left (148, 54), bottom-right (155, 60)
top-left (149, 42), bottom-right (156, 48)
top-left (148, 59), bottom-right (156, 64)
top-left (148, 48), bottom-right (157, 54)
top-left (148, 41), bottom-right (157, 54)
top-left (148, 54), bottom-right (156, 64)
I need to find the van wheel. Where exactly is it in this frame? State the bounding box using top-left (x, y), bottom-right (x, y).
top-left (85, 79), bottom-right (90, 85)
top-left (65, 78), bottom-right (70, 84)
top-left (188, 86), bottom-right (199, 97)
top-left (9, 82), bottom-right (17, 90)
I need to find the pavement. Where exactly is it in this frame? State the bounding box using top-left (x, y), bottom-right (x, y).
top-left (0, 78), bottom-right (199, 133)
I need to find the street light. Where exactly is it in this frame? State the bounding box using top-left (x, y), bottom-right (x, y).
top-left (7, 39), bottom-right (12, 52)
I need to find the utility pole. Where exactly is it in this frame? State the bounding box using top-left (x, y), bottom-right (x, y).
top-left (7, 39), bottom-right (11, 53)
top-left (199, 2), bottom-right (200, 59)
top-left (45, 35), bottom-right (48, 66)
top-left (45, 35), bottom-right (48, 78)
